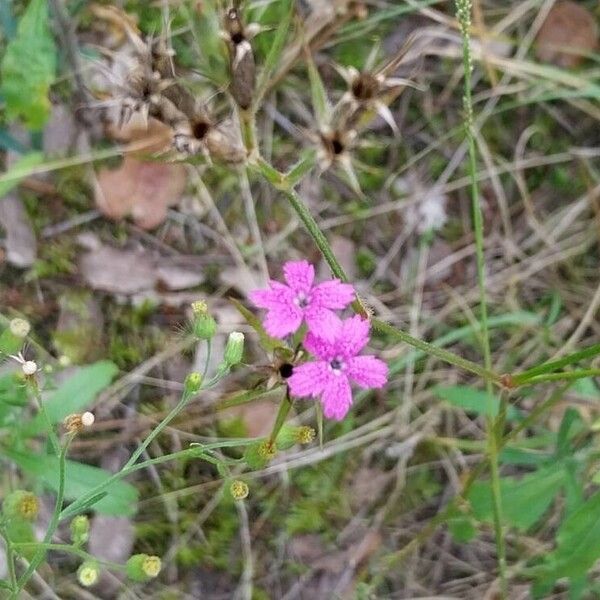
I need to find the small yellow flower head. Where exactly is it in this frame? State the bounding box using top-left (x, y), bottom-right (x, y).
top-left (224, 331), bottom-right (244, 366)
top-left (77, 561), bottom-right (100, 587)
top-left (184, 372), bottom-right (202, 393)
top-left (230, 480), bottom-right (249, 500)
top-left (126, 554), bottom-right (162, 582)
top-left (257, 440), bottom-right (276, 461)
top-left (191, 300), bottom-right (208, 316)
top-left (296, 426), bottom-right (316, 445)
top-left (9, 318), bottom-right (30, 338)
top-left (64, 413), bottom-right (94, 434)
top-left (3, 490), bottom-right (39, 521)
top-left (70, 515), bottom-right (90, 545)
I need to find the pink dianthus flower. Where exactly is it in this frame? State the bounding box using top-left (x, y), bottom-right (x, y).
top-left (287, 316), bottom-right (388, 420)
top-left (249, 260), bottom-right (354, 342)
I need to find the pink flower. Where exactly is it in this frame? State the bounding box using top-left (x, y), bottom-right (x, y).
top-left (288, 316), bottom-right (388, 421)
top-left (249, 260), bottom-right (354, 342)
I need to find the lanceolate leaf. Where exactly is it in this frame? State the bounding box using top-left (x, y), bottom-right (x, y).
top-left (22, 361), bottom-right (118, 436)
top-left (0, 0), bottom-right (57, 129)
top-left (7, 450), bottom-right (138, 516)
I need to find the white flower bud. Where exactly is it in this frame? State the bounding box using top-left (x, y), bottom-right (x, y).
top-left (224, 331), bottom-right (244, 366)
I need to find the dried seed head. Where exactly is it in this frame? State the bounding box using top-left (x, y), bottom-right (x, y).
top-left (230, 480), bottom-right (249, 500)
top-left (64, 412), bottom-right (94, 434)
top-left (351, 72), bottom-right (380, 101)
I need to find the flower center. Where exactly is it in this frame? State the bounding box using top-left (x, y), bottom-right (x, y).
top-left (329, 357), bottom-right (345, 374)
top-left (294, 292), bottom-right (310, 309)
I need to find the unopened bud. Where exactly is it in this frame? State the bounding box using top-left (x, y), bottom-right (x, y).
top-left (77, 561), bottom-right (100, 587)
top-left (224, 331), bottom-right (244, 366)
top-left (296, 426), bottom-right (316, 444)
top-left (70, 515), bottom-right (90, 545)
top-left (3, 490), bottom-right (39, 521)
top-left (126, 554), bottom-right (162, 582)
top-left (230, 480), bottom-right (249, 500)
top-left (185, 372), bottom-right (202, 393)
top-left (191, 301), bottom-right (217, 340)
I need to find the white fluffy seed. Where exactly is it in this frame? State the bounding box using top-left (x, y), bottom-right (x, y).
top-left (81, 412), bottom-right (95, 427)
top-left (9, 318), bottom-right (30, 338)
top-left (22, 361), bottom-right (38, 376)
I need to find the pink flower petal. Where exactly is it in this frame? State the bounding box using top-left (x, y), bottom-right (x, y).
top-left (336, 316), bottom-right (370, 358)
top-left (346, 355), bottom-right (388, 388)
top-left (304, 306), bottom-right (342, 343)
top-left (321, 374), bottom-right (353, 421)
top-left (263, 305), bottom-right (303, 338)
top-left (304, 331), bottom-right (337, 361)
top-left (249, 281), bottom-right (294, 310)
top-left (283, 260), bottom-right (314, 293)
top-left (311, 280), bottom-right (355, 309)
top-left (288, 361), bottom-right (330, 398)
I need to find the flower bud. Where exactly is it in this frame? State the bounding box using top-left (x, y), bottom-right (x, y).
top-left (296, 426), bottom-right (316, 445)
top-left (126, 554), bottom-right (162, 582)
top-left (185, 372), bottom-right (202, 394)
top-left (257, 439), bottom-right (276, 461)
top-left (224, 331), bottom-right (244, 366)
top-left (275, 425), bottom-right (297, 451)
top-left (77, 561), bottom-right (100, 587)
top-left (191, 301), bottom-right (217, 340)
top-left (70, 515), bottom-right (90, 545)
top-left (230, 480), bottom-right (249, 500)
top-left (3, 490), bottom-right (39, 521)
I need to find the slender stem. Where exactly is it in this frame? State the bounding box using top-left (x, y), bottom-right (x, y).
top-left (15, 434), bottom-right (73, 596)
top-left (12, 543), bottom-right (125, 571)
top-left (0, 526), bottom-right (17, 591)
top-left (516, 368), bottom-right (600, 385)
top-left (31, 383), bottom-right (60, 456)
top-left (456, 1), bottom-right (506, 592)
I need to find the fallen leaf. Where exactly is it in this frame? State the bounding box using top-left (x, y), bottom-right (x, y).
top-left (77, 236), bottom-right (204, 295)
top-left (536, 1), bottom-right (598, 68)
top-left (94, 155), bottom-right (187, 230)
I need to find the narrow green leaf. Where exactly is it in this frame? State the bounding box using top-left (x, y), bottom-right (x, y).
top-left (7, 450), bottom-right (138, 516)
top-left (255, 0), bottom-right (294, 103)
top-left (0, 0), bottom-right (57, 129)
top-left (434, 385), bottom-right (520, 420)
top-left (23, 361), bottom-right (118, 436)
top-left (218, 386), bottom-right (282, 410)
top-left (306, 51), bottom-right (331, 129)
top-left (0, 152), bottom-right (44, 198)
top-left (469, 466), bottom-right (565, 531)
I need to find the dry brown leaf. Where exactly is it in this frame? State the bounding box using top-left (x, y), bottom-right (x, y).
top-left (94, 156), bottom-right (187, 229)
top-left (536, 1), bottom-right (598, 68)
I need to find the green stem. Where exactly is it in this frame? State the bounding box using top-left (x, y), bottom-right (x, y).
top-left (12, 543), bottom-right (125, 571)
top-left (31, 384), bottom-right (60, 456)
top-left (456, 0), bottom-right (506, 593)
top-left (0, 526), bottom-right (17, 592)
top-left (516, 368), bottom-right (600, 385)
top-left (15, 434), bottom-right (73, 597)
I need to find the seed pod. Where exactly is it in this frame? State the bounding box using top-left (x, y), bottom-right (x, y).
top-left (225, 8), bottom-right (255, 110)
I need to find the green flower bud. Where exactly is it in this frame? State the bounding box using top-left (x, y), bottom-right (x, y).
top-left (78, 561), bottom-right (100, 587)
top-left (184, 372), bottom-right (203, 394)
top-left (257, 439), bottom-right (276, 461)
top-left (296, 426), bottom-right (316, 445)
top-left (243, 443), bottom-right (268, 470)
top-left (191, 301), bottom-right (217, 340)
top-left (70, 515), bottom-right (90, 545)
top-left (230, 480), bottom-right (249, 500)
top-left (126, 554), bottom-right (162, 582)
top-left (3, 490), bottom-right (39, 521)
top-left (6, 519), bottom-right (36, 560)
top-left (224, 331), bottom-right (244, 366)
